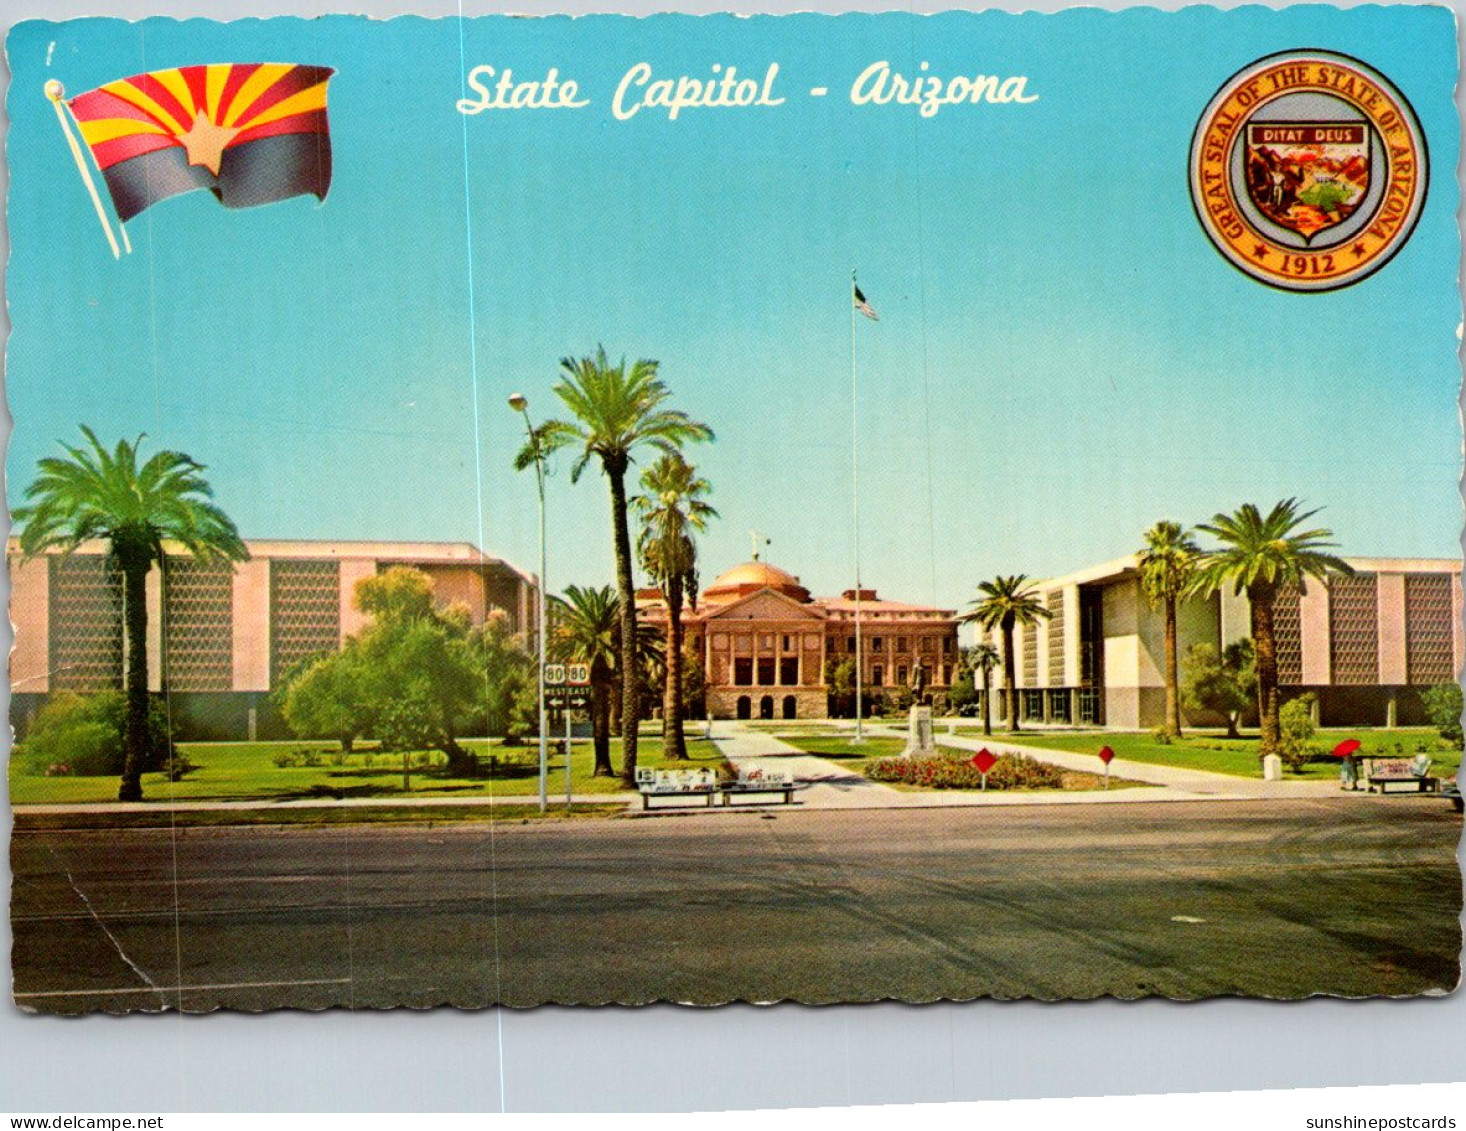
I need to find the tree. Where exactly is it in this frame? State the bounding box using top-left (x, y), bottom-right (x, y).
top-left (517, 348), bottom-right (712, 783)
top-left (1181, 639), bottom-right (1257, 739)
top-left (1138, 520), bottom-right (1201, 738)
top-left (353, 568), bottom-right (482, 775)
top-left (1190, 500), bottom-right (1351, 758)
top-left (13, 427), bottom-right (247, 800)
top-left (968, 642), bottom-right (1001, 736)
top-left (1422, 682), bottom-right (1463, 745)
top-left (633, 451), bottom-right (717, 762)
top-left (471, 609), bottom-right (538, 743)
top-left (549, 585), bottom-right (620, 776)
top-left (824, 657), bottom-right (855, 717)
top-left (279, 646), bottom-right (370, 752)
top-left (947, 670), bottom-right (976, 716)
top-left (961, 576), bottom-right (1052, 732)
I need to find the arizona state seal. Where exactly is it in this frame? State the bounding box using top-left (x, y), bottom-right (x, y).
top-left (1189, 50), bottom-right (1427, 292)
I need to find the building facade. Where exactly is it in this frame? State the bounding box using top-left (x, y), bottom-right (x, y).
top-left (9, 539), bottom-right (537, 740)
top-left (637, 558), bottom-right (960, 720)
top-left (973, 556), bottom-right (1463, 729)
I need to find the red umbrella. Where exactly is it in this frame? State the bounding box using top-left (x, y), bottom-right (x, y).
top-left (1332, 739), bottom-right (1362, 759)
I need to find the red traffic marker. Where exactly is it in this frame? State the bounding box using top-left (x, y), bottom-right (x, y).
top-left (1098, 745), bottom-right (1115, 765)
top-left (972, 748), bottom-right (998, 775)
top-left (1332, 739), bottom-right (1362, 759)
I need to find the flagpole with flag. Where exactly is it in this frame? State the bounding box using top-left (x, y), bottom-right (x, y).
top-left (851, 271), bottom-right (879, 740)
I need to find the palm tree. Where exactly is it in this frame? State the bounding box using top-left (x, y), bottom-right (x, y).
top-left (961, 575), bottom-right (1052, 732)
top-left (13, 427), bottom-right (247, 800)
top-left (549, 585), bottom-right (620, 777)
top-left (633, 452), bottom-right (717, 762)
top-left (1138, 520), bottom-right (1201, 738)
top-left (969, 642), bottom-right (1001, 736)
top-left (1190, 500), bottom-right (1352, 758)
top-left (516, 347), bottom-right (712, 783)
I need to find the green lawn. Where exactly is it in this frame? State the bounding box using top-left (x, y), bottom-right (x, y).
top-left (770, 733), bottom-right (908, 760)
top-left (1004, 728), bottom-right (1461, 780)
top-left (9, 732), bottom-right (724, 805)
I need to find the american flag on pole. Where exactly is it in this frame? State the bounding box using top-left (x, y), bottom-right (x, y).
top-left (853, 282), bottom-right (879, 321)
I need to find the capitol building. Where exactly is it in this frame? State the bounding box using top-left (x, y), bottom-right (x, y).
top-left (636, 557), bottom-right (960, 720)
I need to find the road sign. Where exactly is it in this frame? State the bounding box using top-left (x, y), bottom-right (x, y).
top-left (971, 747), bottom-right (997, 791)
top-left (545, 661), bottom-right (590, 688)
top-left (1098, 745), bottom-right (1115, 764)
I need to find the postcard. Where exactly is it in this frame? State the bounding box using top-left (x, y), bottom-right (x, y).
top-left (5, 6), bottom-right (1461, 1013)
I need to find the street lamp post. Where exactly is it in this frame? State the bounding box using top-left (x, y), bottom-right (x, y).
top-left (509, 392), bottom-right (549, 814)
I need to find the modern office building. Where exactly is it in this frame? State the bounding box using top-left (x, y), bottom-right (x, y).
top-left (8, 539), bottom-right (537, 740)
top-left (972, 555), bottom-right (1463, 729)
top-left (637, 557), bottom-right (960, 720)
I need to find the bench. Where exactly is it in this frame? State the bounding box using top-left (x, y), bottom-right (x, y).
top-left (1361, 756), bottom-right (1439, 795)
top-left (635, 768), bottom-right (720, 810)
top-left (720, 766), bottom-right (799, 807)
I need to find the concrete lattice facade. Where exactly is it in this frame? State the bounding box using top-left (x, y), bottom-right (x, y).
top-left (974, 555), bottom-right (1463, 730)
top-left (9, 539), bottom-right (537, 740)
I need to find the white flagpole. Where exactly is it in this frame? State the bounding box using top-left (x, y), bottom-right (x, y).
top-left (45, 81), bottom-right (121, 260)
top-left (851, 268), bottom-right (864, 742)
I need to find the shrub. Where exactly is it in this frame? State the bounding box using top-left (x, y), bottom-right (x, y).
top-left (1278, 694), bottom-right (1317, 772)
top-left (1422, 683), bottom-right (1463, 745)
top-left (1150, 725), bottom-right (1172, 746)
top-left (17, 691), bottom-right (173, 777)
top-left (864, 751), bottom-right (1063, 790)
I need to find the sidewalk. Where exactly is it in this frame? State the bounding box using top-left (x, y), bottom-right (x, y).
top-left (873, 723), bottom-right (1346, 800)
top-left (711, 720), bottom-right (1350, 809)
top-left (709, 723), bottom-right (1244, 809)
top-left (14, 792), bottom-right (634, 815)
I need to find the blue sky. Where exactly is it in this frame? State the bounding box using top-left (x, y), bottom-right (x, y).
top-left (5, 8), bottom-right (1460, 611)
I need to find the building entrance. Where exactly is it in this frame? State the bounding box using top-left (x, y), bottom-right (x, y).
top-left (759, 695), bottom-right (774, 719)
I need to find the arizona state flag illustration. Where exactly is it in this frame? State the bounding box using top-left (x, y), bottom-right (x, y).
top-left (53, 63), bottom-right (334, 233)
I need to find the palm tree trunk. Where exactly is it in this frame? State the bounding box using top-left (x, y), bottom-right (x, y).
top-left (1251, 584), bottom-right (1280, 757)
top-left (1164, 595), bottom-right (1182, 738)
top-left (119, 557), bottom-right (150, 802)
top-left (607, 465), bottom-right (641, 781)
top-left (663, 575), bottom-right (687, 760)
top-left (591, 679), bottom-right (614, 776)
top-left (1003, 628), bottom-right (1019, 732)
top-left (981, 670), bottom-right (992, 736)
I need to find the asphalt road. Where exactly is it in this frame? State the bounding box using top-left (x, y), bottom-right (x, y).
top-left (10, 798), bottom-right (1462, 1012)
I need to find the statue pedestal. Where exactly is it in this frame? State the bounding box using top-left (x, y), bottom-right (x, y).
top-left (903, 705), bottom-right (935, 757)
top-left (1262, 753), bottom-right (1282, 781)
